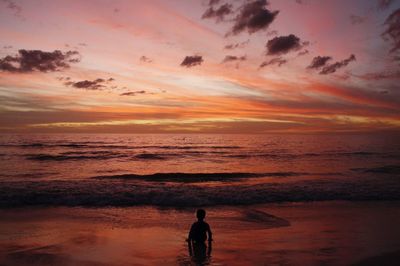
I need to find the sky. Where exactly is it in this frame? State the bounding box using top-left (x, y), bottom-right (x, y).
top-left (0, 0), bottom-right (399, 133)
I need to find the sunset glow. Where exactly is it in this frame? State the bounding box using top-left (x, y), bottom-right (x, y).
top-left (0, 0), bottom-right (399, 133)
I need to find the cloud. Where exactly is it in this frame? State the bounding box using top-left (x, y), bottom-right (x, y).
top-left (202, 3), bottom-right (233, 22)
top-left (307, 56), bottom-right (332, 69)
top-left (259, 57), bottom-right (287, 68)
top-left (297, 49), bottom-right (309, 56)
top-left (64, 77), bottom-right (114, 90)
top-left (208, 0), bottom-right (221, 5)
top-left (319, 54), bottom-right (356, 75)
top-left (180, 55), bottom-right (203, 67)
top-left (56, 76), bottom-right (71, 81)
top-left (266, 34), bottom-right (303, 55)
top-left (377, 0), bottom-right (394, 10)
top-left (382, 8), bottom-right (400, 54)
top-left (353, 70), bottom-right (400, 80)
top-left (140, 56), bottom-right (153, 63)
top-left (266, 30), bottom-right (278, 36)
top-left (222, 55), bottom-right (246, 63)
top-left (224, 40), bottom-right (249, 50)
top-left (229, 0), bottom-right (279, 35)
top-left (1, 0), bottom-right (22, 17)
top-left (120, 90), bottom-right (148, 96)
top-left (0, 49), bottom-right (81, 73)
top-left (350, 15), bottom-right (366, 25)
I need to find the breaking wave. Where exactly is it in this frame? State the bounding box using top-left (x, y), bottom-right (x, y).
top-left (92, 172), bottom-right (301, 182)
top-left (25, 152), bottom-right (126, 161)
top-left (1, 174), bottom-right (399, 208)
top-left (351, 165), bottom-right (400, 174)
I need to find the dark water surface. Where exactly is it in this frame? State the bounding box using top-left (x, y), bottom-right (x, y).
top-left (0, 134), bottom-right (399, 207)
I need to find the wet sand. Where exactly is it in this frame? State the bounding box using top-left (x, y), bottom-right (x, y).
top-left (1, 201), bottom-right (400, 266)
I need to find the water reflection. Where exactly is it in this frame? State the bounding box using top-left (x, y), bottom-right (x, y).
top-left (188, 240), bottom-right (212, 265)
top-left (178, 241), bottom-right (212, 266)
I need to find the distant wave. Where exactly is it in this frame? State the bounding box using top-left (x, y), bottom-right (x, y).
top-left (224, 151), bottom-right (382, 159)
top-left (1, 143), bottom-right (241, 150)
top-left (1, 176), bottom-right (399, 208)
top-left (92, 172), bottom-right (300, 182)
top-left (133, 153), bottom-right (167, 160)
top-left (25, 152), bottom-right (182, 161)
top-left (22, 150), bottom-right (390, 162)
top-left (351, 165), bottom-right (400, 174)
top-left (26, 153), bottom-right (126, 161)
top-left (241, 209), bottom-right (290, 227)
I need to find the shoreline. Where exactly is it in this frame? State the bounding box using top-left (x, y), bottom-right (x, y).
top-left (1, 201), bottom-right (400, 265)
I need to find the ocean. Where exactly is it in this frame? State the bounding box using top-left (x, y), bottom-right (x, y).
top-left (0, 134), bottom-right (399, 207)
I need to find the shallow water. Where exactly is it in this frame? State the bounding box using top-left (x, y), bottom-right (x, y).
top-left (0, 134), bottom-right (399, 207)
top-left (1, 202), bottom-right (400, 266)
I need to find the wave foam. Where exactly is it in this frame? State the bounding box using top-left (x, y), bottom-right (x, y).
top-left (1, 176), bottom-right (399, 208)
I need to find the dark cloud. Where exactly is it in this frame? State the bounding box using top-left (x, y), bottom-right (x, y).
top-left (307, 56), bottom-right (332, 69)
top-left (382, 8), bottom-right (400, 54)
top-left (350, 15), bottom-right (366, 25)
top-left (202, 3), bottom-right (233, 22)
top-left (377, 0), bottom-right (394, 10)
top-left (266, 34), bottom-right (302, 55)
top-left (259, 57), bottom-right (287, 68)
top-left (266, 30), bottom-right (278, 36)
top-left (319, 54), bottom-right (356, 75)
top-left (224, 40), bottom-right (249, 50)
top-left (56, 76), bottom-right (71, 81)
top-left (222, 55), bottom-right (246, 63)
top-left (64, 77), bottom-right (114, 90)
top-left (3, 45), bottom-right (13, 49)
top-left (180, 55), bottom-right (203, 67)
top-left (208, 0), bottom-right (221, 6)
top-left (354, 70), bottom-right (400, 80)
top-left (1, 0), bottom-right (22, 17)
top-left (65, 79), bottom-right (104, 90)
top-left (0, 49), bottom-right (80, 73)
top-left (297, 49), bottom-right (309, 56)
top-left (230, 0), bottom-right (279, 35)
top-left (120, 90), bottom-right (147, 96)
top-left (140, 56), bottom-right (153, 63)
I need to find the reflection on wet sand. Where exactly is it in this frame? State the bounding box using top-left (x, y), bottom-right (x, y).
top-left (186, 241), bottom-right (212, 265)
top-left (1, 202), bottom-right (400, 265)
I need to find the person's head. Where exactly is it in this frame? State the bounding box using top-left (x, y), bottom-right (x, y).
top-left (196, 209), bottom-right (206, 221)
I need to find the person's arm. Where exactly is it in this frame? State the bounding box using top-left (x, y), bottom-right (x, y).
top-left (207, 224), bottom-right (213, 242)
top-left (187, 238), bottom-right (193, 256)
top-left (207, 240), bottom-right (212, 256)
top-left (187, 224), bottom-right (194, 242)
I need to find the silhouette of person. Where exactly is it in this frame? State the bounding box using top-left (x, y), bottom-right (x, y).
top-left (187, 209), bottom-right (213, 264)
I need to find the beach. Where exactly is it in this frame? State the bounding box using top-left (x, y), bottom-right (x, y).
top-left (1, 134), bottom-right (400, 265)
top-left (1, 0), bottom-right (400, 264)
top-left (1, 201), bottom-right (400, 265)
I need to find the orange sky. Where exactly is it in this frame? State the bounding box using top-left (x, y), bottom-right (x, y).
top-left (0, 0), bottom-right (399, 133)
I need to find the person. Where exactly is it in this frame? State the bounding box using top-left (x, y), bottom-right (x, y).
top-left (187, 209), bottom-right (213, 262)
top-left (188, 209), bottom-right (213, 243)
